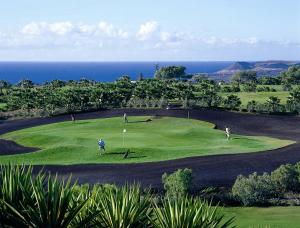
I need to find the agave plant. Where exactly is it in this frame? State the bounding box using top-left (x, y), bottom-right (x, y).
top-left (0, 164), bottom-right (95, 228)
top-left (151, 197), bottom-right (234, 228)
top-left (0, 164), bottom-right (37, 227)
top-left (91, 184), bottom-right (152, 228)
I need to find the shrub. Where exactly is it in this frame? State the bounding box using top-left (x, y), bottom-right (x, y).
top-left (294, 162), bottom-right (300, 183)
top-left (162, 168), bottom-right (192, 199)
top-left (265, 96), bottom-right (283, 113)
top-left (286, 100), bottom-right (300, 113)
top-left (151, 197), bottom-right (234, 228)
top-left (246, 100), bottom-right (257, 112)
top-left (231, 85), bottom-right (241, 92)
top-left (222, 85), bottom-right (241, 93)
top-left (223, 95), bottom-right (241, 110)
top-left (283, 83), bottom-right (292, 91)
top-left (243, 82), bottom-right (257, 92)
top-left (221, 86), bottom-right (233, 93)
top-left (232, 172), bottom-right (279, 206)
top-left (199, 187), bottom-right (239, 206)
top-left (271, 164), bottom-right (299, 193)
top-left (256, 86), bottom-right (276, 92)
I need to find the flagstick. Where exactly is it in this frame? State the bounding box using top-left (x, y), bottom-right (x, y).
top-left (123, 129), bottom-right (126, 150)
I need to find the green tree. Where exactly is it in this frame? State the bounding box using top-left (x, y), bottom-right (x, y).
top-left (162, 168), bottom-right (192, 199)
top-left (231, 71), bottom-right (257, 86)
top-left (288, 86), bottom-right (300, 102)
top-left (266, 96), bottom-right (282, 113)
top-left (258, 76), bottom-right (281, 85)
top-left (247, 100), bottom-right (257, 112)
top-left (115, 76), bottom-right (134, 105)
top-left (223, 95), bottom-right (241, 110)
top-left (232, 172), bottom-right (279, 206)
top-left (0, 80), bottom-right (10, 94)
top-left (154, 66), bottom-right (186, 79)
top-left (61, 87), bottom-right (89, 113)
top-left (243, 81), bottom-right (257, 92)
top-left (47, 79), bottom-right (66, 88)
top-left (196, 81), bottom-right (222, 107)
top-left (271, 164), bottom-right (299, 193)
top-left (17, 79), bottom-right (34, 89)
top-left (193, 74), bottom-right (209, 83)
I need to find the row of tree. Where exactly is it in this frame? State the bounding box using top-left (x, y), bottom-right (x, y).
top-left (1, 77), bottom-right (196, 114)
top-left (230, 66), bottom-right (300, 92)
top-left (1, 65), bottom-right (300, 116)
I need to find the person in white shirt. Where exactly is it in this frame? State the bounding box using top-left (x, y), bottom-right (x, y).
top-left (225, 127), bottom-right (231, 140)
top-left (123, 113), bottom-right (128, 123)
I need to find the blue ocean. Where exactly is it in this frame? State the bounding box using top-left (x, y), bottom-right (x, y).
top-left (0, 62), bottom-right (232, 84)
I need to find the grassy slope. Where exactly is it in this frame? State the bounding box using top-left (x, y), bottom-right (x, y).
top-left (220, 85), bottom-right (290, 108)
top-left (0, 116), bottom-right (294, 165)
top-left (223, 207), bottom-right (300, 228)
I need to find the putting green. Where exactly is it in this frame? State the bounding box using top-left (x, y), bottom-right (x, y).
top-left (0, 116), bottom-right (294, 165)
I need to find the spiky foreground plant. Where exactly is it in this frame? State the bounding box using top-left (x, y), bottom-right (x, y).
top-left (0, 165), bottom-right (94, 228)
top-left (91, 184), bottom-right (152, 228)
top-left (0, 164), bottom-right (37, 227)
top-left (0, 165), bottom-right (235, 228)
top-left (151, 197), bottom-right (234, 228)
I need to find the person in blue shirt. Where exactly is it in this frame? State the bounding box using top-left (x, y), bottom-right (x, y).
top-left (98, 139), bottom-right (105, 155)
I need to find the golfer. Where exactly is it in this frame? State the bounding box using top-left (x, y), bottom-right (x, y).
top-left (123, 113), bottom-right (128, 123)
top-left (225, 127), bottom-right (231, 140)
top-left (71, 114), bottom-right (75, 122)
top-left (98, 139), bottom-right (105, 155)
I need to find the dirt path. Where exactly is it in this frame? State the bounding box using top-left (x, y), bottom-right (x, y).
top-left (1, 109), bottom-right (300, 188)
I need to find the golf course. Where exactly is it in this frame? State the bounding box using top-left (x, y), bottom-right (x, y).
top-left (0, 115), bottom-right (293, 165)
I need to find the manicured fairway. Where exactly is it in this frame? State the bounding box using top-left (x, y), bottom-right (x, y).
top-left (0, 116), bottom-right (294, 165)
top-left (223, 206), bottom-right (300, 228)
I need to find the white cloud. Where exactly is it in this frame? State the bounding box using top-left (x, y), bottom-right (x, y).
top-left (21, 22), bottom-right (47, 36)
top-left (77, 23), bottom-right (95, 34)
top-left (97, 21), bottom-right (128, 38)
top-left (137, 21), bottom-right (159, 40)
top-left (244, 37), bottom-right (258, 45)
top-left (1, 20), bottom-right (299, 60)
top-left (21, 21), bottom-right (73, 36)
top-left (48, 22), bottom-right (73, 35)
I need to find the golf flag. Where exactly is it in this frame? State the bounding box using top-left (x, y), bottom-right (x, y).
top-left (123, 129), bottom-right (126, 133)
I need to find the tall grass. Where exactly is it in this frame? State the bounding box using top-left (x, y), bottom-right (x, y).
top-left (0, 164), bottom-right (234, 227)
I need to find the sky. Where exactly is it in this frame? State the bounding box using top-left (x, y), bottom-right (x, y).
top-left (0, 0), bottom-right (299, 61)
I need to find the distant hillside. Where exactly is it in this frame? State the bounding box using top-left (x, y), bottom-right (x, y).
top-left (225, 61), bottom-right (254, 71)
top-left (211, 60), bottom-right (300, 81)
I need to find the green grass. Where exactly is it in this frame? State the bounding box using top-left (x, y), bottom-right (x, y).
top-left (220, 85), bottom-right (290, 108)
top-left (0, 103), bottom-right (7, 111)
top-left (223, 206), bottom-right (300, 228)
top-left (222, 91), bottom-right (289, 107)
top-left (0, 116), bottom-right (294, 165)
